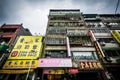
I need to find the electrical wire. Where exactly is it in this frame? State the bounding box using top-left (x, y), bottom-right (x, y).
top-left (115, 0), bottom-right (120, 14)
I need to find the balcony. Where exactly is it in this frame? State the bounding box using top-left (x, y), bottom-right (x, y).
top-left (2, 32), bottom-right (15, 37)
top-left (67, 29), bottom-right (88, 36)
top-left (69, 36), bottom-right (93, 46)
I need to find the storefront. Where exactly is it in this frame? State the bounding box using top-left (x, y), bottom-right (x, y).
top-left (38, 58), bottom-right (72, 80)
top-left (0, 69), bottom-right (35, 80)
top-left (43, 69), bottom-right (65, 80)
top-left (70, 60), bottom-right (108, 80)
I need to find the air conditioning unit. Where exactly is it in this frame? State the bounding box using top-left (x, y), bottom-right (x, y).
top-left (104, 57), bottom-right (112, 62)
top-left (100, 42), bottom-right (106, 46)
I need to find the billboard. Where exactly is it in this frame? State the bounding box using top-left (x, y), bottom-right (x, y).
top-left (0, 69), bottom-right (34, 74)
top-left (112, 30), bottom-right (120, 43)
top-left (79, 61), bottom-right (103, 70)
top-left (38, 58), bottom-right (72, 67)
top-left (43, 69), bottom-right (64, 74)
top-left (8, 36), bottom-right (43, 59)
top-left (3, 60), bottom-right (38, 69)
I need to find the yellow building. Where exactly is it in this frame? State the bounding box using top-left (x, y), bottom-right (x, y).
top-left (0, 36), bottom-right (43, 80)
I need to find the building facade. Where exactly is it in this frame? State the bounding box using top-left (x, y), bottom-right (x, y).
top-left (0, 36), bottom-right (43, 80)
top-left (0, 24), bottom-right (32, 80)
top-left (0, 10), bottom-right (120, 80)
top-left (37, 9), bottom-right (115, 80)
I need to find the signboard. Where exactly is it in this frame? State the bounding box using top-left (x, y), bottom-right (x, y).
top-left (79, 61), bottom-right (103, 70)
top-left (43, 69), bottom-right (64, 74)
top-left (0, 69), bottom-right (34, 74)
top-left (88, 30), bottom-right (96, 42)
top-left (94, 42), bottom-right (104, 58)
top-left (3, 60), bottom-right (38, 69)
top-left (68, 68), bottom-right (78, 73)
top-left (8, 36), bottom-right (43, 59)
top-left (38, 58), bottom-right (72, 67)
top-left (112, 30), bottom-right (120, 43)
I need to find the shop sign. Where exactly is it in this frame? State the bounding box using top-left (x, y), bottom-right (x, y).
top-left (0, 69), bottom-right (34, 74)
top-left (8, 36), bottom-right (43, 59)
top-left (80, 61), bottom-right (103, 70)
top-left (69, 68), bottom-right (78, 73)
top-left (88, 30), bottom-right (96, 42)
top-left (38, 58), bottom-right (72, 67)
top-left (43, 69), bottom-right (64, 74)
top-left (3, 60), bottom-right (38, 69)
top-left (47, 75), bottom-right (54, 80)
top-left (94, 42), bottom-right (103, 58)
top-left (112, 30), bottom-right (120, 43)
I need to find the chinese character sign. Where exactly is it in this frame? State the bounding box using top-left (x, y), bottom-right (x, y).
top-left (8, 36), bottom-right (43, 59)
top-left (3, 60), bottom-right (38, 69)
top-left (80, 61), bottom-right (103, 70)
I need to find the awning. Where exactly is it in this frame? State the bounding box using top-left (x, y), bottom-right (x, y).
top-left (0, 69), bottom-right (34, 74)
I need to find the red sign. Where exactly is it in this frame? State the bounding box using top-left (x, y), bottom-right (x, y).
top-left (80, 61), bottom-right (103, 70)
top-left (69, 68), bottom-right (78, 73)
top-left (11, 51), bottom-right (18, 57)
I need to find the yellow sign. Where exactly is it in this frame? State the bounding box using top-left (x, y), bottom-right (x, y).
top-left (3, 60), bottom-right (38, 69)
top-left (94, 42), bottom-right (103, 58)
top-left (0, 69), bottom-right (34, 74)
top-left (44, 69), bottom-right (64, 74)
top-left (80, 61), bottom-right (103, 70)
top-left (8, 36), bottom-right (43, 59)
top-left (112, 30), bottom-right (120, 43)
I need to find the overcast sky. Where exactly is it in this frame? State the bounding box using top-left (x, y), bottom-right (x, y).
top-left (0, 0), bottom-right (120, 36)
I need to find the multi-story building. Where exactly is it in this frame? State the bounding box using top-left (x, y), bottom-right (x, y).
top-left (87, 14), bottom-right (120, 80)
top-left (99, 14), bottom-right (120, 80)
top-left (37, 9), bottom-right (109, 80)
top-left (0, 10), bottom-right (120, 80)
top-left (0, 24), bottom-right (32, 68)
top-left (0, 24), bottom-right (32, 80)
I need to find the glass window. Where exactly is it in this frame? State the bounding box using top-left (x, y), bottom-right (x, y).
top-left (72, 52), bottom-right (97, 60)
top-left (104, 50), bottom-right (120, 57)
top-left (46, 51), bottom-right (67, 58)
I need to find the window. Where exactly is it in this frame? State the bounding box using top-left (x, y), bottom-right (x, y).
top-left (48, 28), bottom-right (66, 34)
top-left (72, 52), bottom-right (97, 60)
top-left (104, 50), bottom-right (120, 57)
top-left (69, 36), bottom-right (92, 46)
top-left (91, 29), bottom-right (109, 33)
top-left (97, 38), bottom-right (115, 43)
top-left (45, 51), bottom-right (67, 58)
top-left (46, 38), bottom-right (66, 45)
